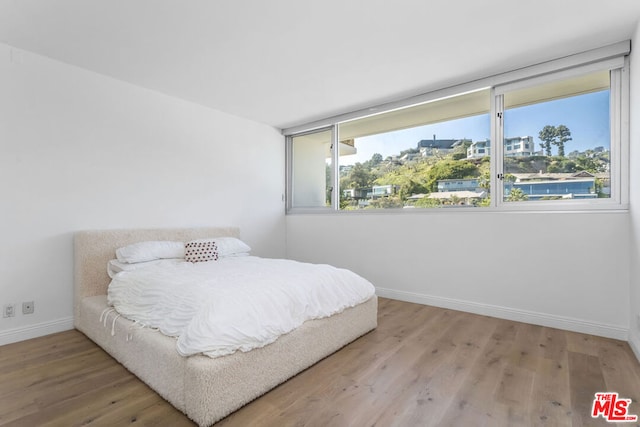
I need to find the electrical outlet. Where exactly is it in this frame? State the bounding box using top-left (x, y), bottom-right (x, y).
top-left (636, 314), bottom-right (640, 330)
top-left (22, 301), bottom-right (34, 315)
top-left (3, 304), bottom-right (16, 318)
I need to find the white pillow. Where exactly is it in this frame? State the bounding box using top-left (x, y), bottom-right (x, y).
top-left (107, 258), bottom-right (183, 278)
top-left (115, 241), bottom-right (185, 263)
top-left (215, 237), bottom-right (251, 256)
top-left (186, 237), bottom-right (251, 258)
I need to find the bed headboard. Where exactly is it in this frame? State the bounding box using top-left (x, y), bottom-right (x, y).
top-left (73, 226), bottom-right (240, 327)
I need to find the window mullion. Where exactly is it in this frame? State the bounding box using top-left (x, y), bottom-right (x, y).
top-left (492, 90), bottom-right (504, 207)
top-left (331, 125), bottom-right (340, 210)
top-left (285, 135), bottom-right (293, 211)
top-left (610, 65), bottom-right (628, 205)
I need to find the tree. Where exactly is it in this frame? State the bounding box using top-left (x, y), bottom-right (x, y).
top-left (504, 174), bottom-right (517, 184)
top-left (574, 156), bottom-right (600, 173)
top-left (538, 124), bottom-right (572, 157)
top-left (374, 161), bottom-right (431, 200)
top-left (479, 196), bottom-right (491, 207)
top-left (414, 196), bottom-right (441, 208)
top-left (538, 125), bottom-right (556, 157)
top-left (506, 188), bottom-right (528, 201)
top-left (341, 162), bottom-right (374, 189)
top-left (553, 125), bottom-right (572, 157)
top-left (478, 170), bottom-right (491, 190)
top-left (369, 153), bottom-right (383, 166)
top-left (367, 196), bottom-right (404, 209)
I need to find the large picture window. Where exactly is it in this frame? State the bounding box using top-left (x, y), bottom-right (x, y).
top-left (285, 43), bottom-right (629, 213)
top-left (337, 89), bottom-right (490, 210)
top-left (495, 68), bottom-right (620, 207)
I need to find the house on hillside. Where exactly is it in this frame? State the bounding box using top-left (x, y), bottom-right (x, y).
top-left (467, 136), bottom-right (536, 158)
top-left (418, 137), bottom-right (469, 157)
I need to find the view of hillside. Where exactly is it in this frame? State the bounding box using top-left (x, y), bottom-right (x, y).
top-left (337, 126), bottom-right (610, 209)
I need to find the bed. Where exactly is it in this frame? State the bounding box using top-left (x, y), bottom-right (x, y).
top-left (73, 226), bottom-right (378, 426)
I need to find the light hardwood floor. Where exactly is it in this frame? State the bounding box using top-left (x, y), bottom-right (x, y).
top-left (1, 298), bottom-right (640, 426)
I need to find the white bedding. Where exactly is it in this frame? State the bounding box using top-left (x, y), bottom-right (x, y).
top-left (107, 256), bottom-right (375, 358)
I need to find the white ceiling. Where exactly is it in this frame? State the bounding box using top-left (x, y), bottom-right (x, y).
top-left (1, 0), bottom-right (639, 130)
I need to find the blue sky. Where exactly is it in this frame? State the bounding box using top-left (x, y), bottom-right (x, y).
top-left (341, 90), bottom-right (610, 165)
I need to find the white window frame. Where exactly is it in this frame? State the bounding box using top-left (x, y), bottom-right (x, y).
top-left (286, 125), bottom-right (337, 211)
top-left (493, 58), bottom-right (628, 210)
top-left (285, 41), bottom-right (630, 214)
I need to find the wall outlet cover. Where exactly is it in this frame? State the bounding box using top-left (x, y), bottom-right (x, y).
top-left (22, 301), bottom-right (34, 315)
top-left (3, 304), bottom-right (16, 318)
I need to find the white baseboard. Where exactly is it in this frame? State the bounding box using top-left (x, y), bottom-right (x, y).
top-left (0, 317), bottom-right (74, 346)
top-left (376, 287), bottom-right (628, 341)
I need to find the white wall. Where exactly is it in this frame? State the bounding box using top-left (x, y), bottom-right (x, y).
top-left (287, 210), bottom-right (630, 339)
top-left (0, 43), bottom-right (285, 344)
top-left (628, 21), bottom-right (640, 360)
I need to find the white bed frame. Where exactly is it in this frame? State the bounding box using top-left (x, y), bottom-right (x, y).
top-left (73, 227), bottom-right (378, 426)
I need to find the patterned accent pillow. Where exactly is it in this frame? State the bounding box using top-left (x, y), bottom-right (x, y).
top-left (185, 240), bottom-right (219, 263)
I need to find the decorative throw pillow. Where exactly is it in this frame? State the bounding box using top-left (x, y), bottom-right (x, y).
top-left (185, 240), bottom-right (219, 263)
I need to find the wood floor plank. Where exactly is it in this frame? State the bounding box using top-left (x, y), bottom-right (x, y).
top-left (529, 356), bottom-right (572, 426)
top-left (370, 313), bottom-right (499, 426)
top-left (257, 307), bottom-right (456, 426)
top-left (0, 361), bottom-right (123, 424)
top-left (110, 400), bottom-right (197, 427)
top-left (568, 351), bottom-right (608, 427)
top-left (435, 320), bottom-right (520, 426)
top-left (224, 303), bottom-right (454, 426)
top-left (2, 298), bottom-right (640, 427)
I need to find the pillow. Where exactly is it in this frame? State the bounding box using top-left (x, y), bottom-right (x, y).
top-left (185, 240), bottom-right (219, 263)
top-left (186, 237), bottom-right (251, 258)
top-left (185, 237), bottom-right (251, 262)
top-left (210, 237), bottom-right (251, 257)
top-left (107, 258), bottom-right (183, 278)
top-left (115, 241), bottom-right (185, 264)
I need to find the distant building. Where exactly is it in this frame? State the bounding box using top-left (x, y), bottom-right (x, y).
top-left (368, 184), bottom-right (398, 198)
top-left (507, 172), bottom-right (599, 199)
top-left (507, 179), bottom-right (597, 199)
top-left (467, 139), bottom-right (490, 158)
top-left (400, 152), bottom-right (422, 162)
top-left (467, 136), bottom-right (536, 159)
top-left (504, 136), bottom-right (535, 157)
top-left (418, 136), bottom-right (469, 157)
top-left (437, 178), bottom-right (481, 192)
top-left (343, 184), bottom-right (399, 201)
top-left (342, 188), bottom-right (368, 199)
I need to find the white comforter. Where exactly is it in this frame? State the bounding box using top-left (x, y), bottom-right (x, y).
top-left (107, 256), bottom-right (375, 358)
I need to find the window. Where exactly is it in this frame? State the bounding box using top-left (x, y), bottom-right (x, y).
top-left (285, 42), bottom-right (629, 213)
top-left (497, 69), bottom-right (618, 205)
top-left (289, 128), bottom-right (334, 209)
top-left (290, 90), bottom-right (491, 210)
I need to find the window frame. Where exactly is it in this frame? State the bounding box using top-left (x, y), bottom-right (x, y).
top-left (285, 41), bottom-right (630, 214)
top-left (286, 125), bottom-right (337, 211)
top-left (493, 59), bottom-right (627, 210)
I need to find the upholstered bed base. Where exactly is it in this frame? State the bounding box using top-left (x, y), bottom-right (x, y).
top-left (74, 227), bottom-right (378, 426)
